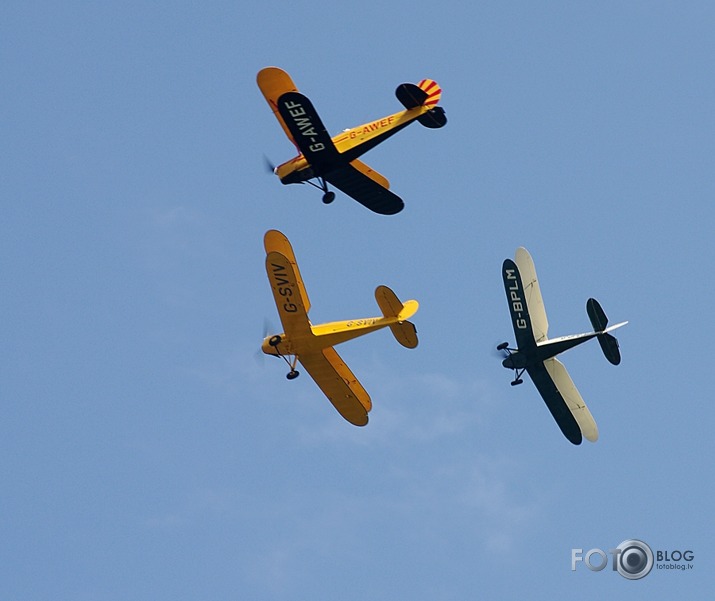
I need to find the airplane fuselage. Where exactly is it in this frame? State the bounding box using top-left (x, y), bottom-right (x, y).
top-left (262, 316), bottom-right (396, 357)
top-left (275, 105), bottom-right (431, 184)
top-left (501, 257), bottom-right (601, 369)
top-left (502, 333), bottom-right (598, 371)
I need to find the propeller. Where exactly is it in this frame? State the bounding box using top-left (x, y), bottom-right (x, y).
top-left (262, 317), bottom-right (273, 340)
top-left (263, 155), bottom-right (277, 175)
top-left (254, 318), bottom-right (275, 366)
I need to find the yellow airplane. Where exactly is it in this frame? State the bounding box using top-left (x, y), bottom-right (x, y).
top-left (261, 229), bottom-right (419, 426)
top-left (257, 66), bottom-right (447, 215)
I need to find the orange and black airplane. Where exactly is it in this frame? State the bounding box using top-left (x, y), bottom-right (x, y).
top-left (257, 66), bottom-right (446, 215)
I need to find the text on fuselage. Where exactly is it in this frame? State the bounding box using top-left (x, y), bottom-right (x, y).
top-left (347, 115), bottom-right (396, 139)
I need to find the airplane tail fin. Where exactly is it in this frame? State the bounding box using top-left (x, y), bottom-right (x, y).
top-left (375, 285), bottom-right (419, 349)
top-left (395, 79), bottom-right (447, 128)
top-left (586, 298), bottom-right (627, 366)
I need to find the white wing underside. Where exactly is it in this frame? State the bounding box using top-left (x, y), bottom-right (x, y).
top-left (543, 358), bottom-right (598, 442)
top-left (515, 247), bottom-right (549, 343)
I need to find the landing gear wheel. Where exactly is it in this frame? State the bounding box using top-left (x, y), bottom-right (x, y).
top-left (269, 335), bottom-right (282, 347)
top-left (511, 379), bottom-right (523, 386)
top-left (497, 342), bottom-right (509, 351)
top-left (286, 370), bottom-right (300, 380)
top-left (322, 191), bottom-right (335, 204)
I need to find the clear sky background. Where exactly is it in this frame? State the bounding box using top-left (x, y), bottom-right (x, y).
top-left (2, 2), bottom-right (713, 599)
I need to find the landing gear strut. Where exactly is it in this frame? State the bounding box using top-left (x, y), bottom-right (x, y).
top-left (496, 342), bottom-right (526, 386)
top-left (305, 176), bottom-right (335, 205)
top-left (268, 335), bottom-right (300, 380)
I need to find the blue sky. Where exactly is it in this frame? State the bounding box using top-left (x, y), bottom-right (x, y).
top-left (2, 2), bottom-right (713, 599)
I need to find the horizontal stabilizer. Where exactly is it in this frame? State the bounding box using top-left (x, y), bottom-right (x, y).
top-left (375, 285), bottom-right (419, 349)
top-left (391, 321), bottom-right (418, 349)
top-left (418, 106), bottom-right (447, 128)
top-left (597, 332), bottom-right (621, 366)
top-left (395, 83), bottom-right (428, 109)
top-left (587, 298), bottom-right (626, 365)
top-left (586, 298), bottom-right (608, 331)
top-left (395, 78), bottom-right (443, 110)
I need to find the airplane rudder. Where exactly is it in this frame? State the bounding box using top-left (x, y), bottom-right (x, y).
top-left (417, 79), bottom-right (442, 107)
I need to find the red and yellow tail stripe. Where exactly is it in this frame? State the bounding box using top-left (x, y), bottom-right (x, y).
top-left (417, 79), bottom-right (442, 107)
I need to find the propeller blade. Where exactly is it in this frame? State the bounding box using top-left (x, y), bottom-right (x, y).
top-left (262, 317), bottom-right (276, 338)
top-left (263, 155), bottom-right (277, 174)
top-left (256, 318), bottom-right (275, 366)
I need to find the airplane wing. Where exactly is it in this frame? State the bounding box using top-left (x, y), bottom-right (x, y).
top-left (527, 358), bottom-right (599, 444)
top-left (264, 229), bottom-right (310, 313)
top-left (271, 93), bottom-right (403, 214)
top-left (349, 159), bottom-right (390, 190)
top-left (514, 247), bottom-right (549, 343)
top-left (257, 67), bottom-right (300, 148)
top-left (544, 358), bottom-right (598, 442)
top-left (275, 91), bottom-right (341, 166)
top-left (265, 250), bottom-right (312, 338)
top-left (326, 160), bottom-right (404, 215)
top-left (502, 258), bottom-right (537, 351)
top-left (298, 347), bottom-right (371, 426)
